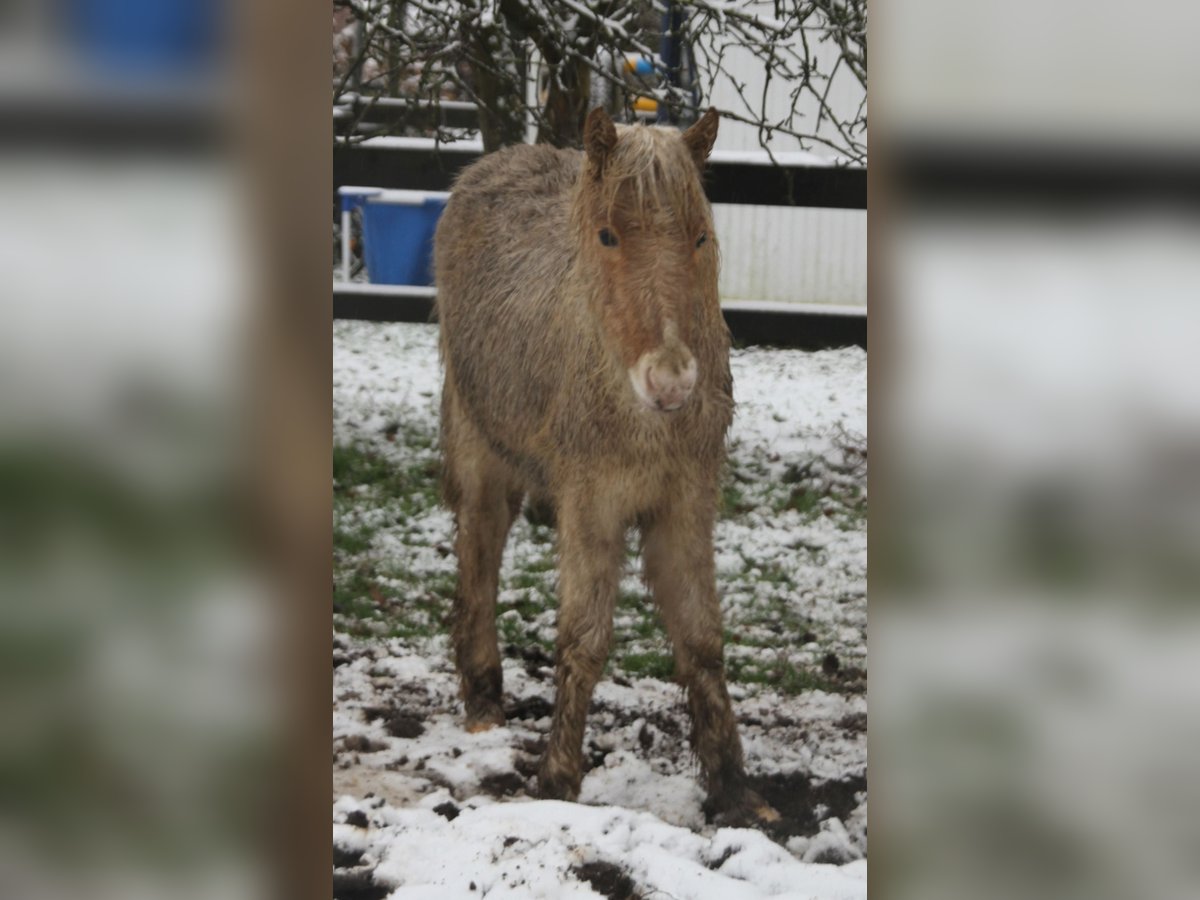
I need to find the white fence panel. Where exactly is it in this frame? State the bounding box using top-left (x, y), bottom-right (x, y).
top-left (697, 3), bottom-right (867, 307)
top-left (714, 204), bottom-right (866, 306)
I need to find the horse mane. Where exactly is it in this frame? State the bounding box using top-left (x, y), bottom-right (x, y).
top-left (581, 123), bottom-right (708, 229)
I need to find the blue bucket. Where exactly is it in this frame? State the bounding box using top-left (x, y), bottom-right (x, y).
top-left (360, 191), bottom-right (449, 286)
top-left (63, 0), bottom-right (221, 77)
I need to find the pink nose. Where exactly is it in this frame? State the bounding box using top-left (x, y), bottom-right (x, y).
top-left (646, 363), bottom-right (697, 411)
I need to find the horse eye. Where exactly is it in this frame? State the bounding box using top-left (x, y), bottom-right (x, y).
top-left (599, 228), bottom-right (618, 247)
top-left (696, 233), bottom-right (708, 248)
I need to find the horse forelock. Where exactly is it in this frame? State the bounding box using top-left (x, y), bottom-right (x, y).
top-left (583, 124), bottom-right (708, 228)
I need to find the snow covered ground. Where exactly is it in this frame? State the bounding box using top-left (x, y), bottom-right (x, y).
top-left (333, 321), bottom-right (867, 899)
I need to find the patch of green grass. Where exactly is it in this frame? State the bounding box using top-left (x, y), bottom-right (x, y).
top-left (835, 484), bottom-right (868, 531)
top-left (723, 627), bottom-right (778, 649)
top-left (333, 441), bottom-right (441, 518)
top-left (522, 554), bottom-right (557, 574)
top-left (618, 650), bottom-right (675, 681)
top-left (333, 559), bottom-right (452, 641)
top-left (617, 590), bottom-right (660, 639)
top-left (334, 521), bottom-right (374, 557)
top-left (775, 484), bottom-right (823, 517)
top-left (726, 656), bottom-right (838, 695)
top-left (510, 571), bottom-right (548, 591)
top-left (720, 480), bottom-right (754, 517)
top-left (757, 560), bottom-right (794, 586)
top-left (498, 594), bottom-right (546, 619)
top-left (333, 565), bottom-right (377, 621)
top-left (497, 612), bottom-right (523, 643)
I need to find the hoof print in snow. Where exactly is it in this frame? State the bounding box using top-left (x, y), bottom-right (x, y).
top-left (433, 801), bottom-right (460, 821)
top-left (343, 809), bottom-right (369, 828)
top-left (572, 861), bottom-right (641, 900)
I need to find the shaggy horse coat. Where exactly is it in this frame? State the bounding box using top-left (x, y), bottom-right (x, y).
top-left (435, 108), bottom-right (775, 824)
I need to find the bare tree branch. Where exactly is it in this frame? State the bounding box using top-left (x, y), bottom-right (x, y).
top-left (332, 0), bottom-right (867, 162)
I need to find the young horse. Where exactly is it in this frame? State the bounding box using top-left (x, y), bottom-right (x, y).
top-left (435, 108), bottom-right (775, 824)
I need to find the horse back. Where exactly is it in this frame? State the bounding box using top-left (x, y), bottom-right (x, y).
top-left (435, 144), bottom-right (584, 472)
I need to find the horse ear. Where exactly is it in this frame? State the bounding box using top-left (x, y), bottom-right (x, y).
top-left (584, 107), bottom-right (617, 178)
top-left (682, 107), bottom-right (719, 169)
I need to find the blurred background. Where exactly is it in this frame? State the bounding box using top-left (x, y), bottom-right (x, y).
top-left (0, 2), bottom-right (327, 899)
top-left (875, 1), bottom-right (1200, 898)
top-left (3, 2), bottom-right (1200, 899)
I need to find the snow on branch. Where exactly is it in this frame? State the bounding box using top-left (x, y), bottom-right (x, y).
top-left (332, 0), bottom-right (867, 162)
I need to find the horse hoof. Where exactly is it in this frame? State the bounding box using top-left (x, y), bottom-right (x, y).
top-left (707, 788), bottom-right (780, 828)
top-left (464, 703), bottom-right (504, 733)
top-left (537, 768), bottom-right (580, 802)
top-left (754, 803), bottom-right (781, 823)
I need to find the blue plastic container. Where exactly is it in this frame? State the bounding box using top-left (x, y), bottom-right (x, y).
top-left (63, 0), bottom-right (221, 76)
top-left (361, 191), bottom-right (449, 286)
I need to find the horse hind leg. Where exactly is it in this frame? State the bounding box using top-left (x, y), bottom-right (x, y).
top-left (443, 395), bottom-right (524, 731)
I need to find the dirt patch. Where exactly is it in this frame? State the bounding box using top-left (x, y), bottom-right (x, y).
top-left (707, 844), bottom-right (738, 870)
top-left (584, 739), bottom-right (612, 772)
top-left (571, 861), bottom-right (642, 900)
top-left (507, 695), bottom-right (554, 721)
top-left (342, 734), bottom-right (389, 754)
top-left (433, 800), bottom-right (460, 820)
top-left (589, 698), bottom-right (685, 742)
top-left (830, 664), bottom-right (867, 694)
top-left (333, 845), bottom-right (365, 868)
top-left (508, 643), bottom-right (555, 677)
top-left (480, 771), bottom-right (526, 797)
top-left (363, 706), bottom-right (427, 738)
top-left (750, 771), bottom-right (867, 841)
top-left (514, 751), bottom-right (541, 779)
top-left (836, 711), bottom-right (867, 733)
top-left (333, 869), bottom-right (389, 900)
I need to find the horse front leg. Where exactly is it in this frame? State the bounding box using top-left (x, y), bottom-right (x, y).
top-left (642, 494), bottom-right (779, 825)
top-left (538, 493), bottom-right (625, 801)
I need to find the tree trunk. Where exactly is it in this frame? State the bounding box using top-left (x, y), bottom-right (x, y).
top-left (536, 57), bottom-right (590, 148)
top-left (468, 27), bottom-right (527, 153)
